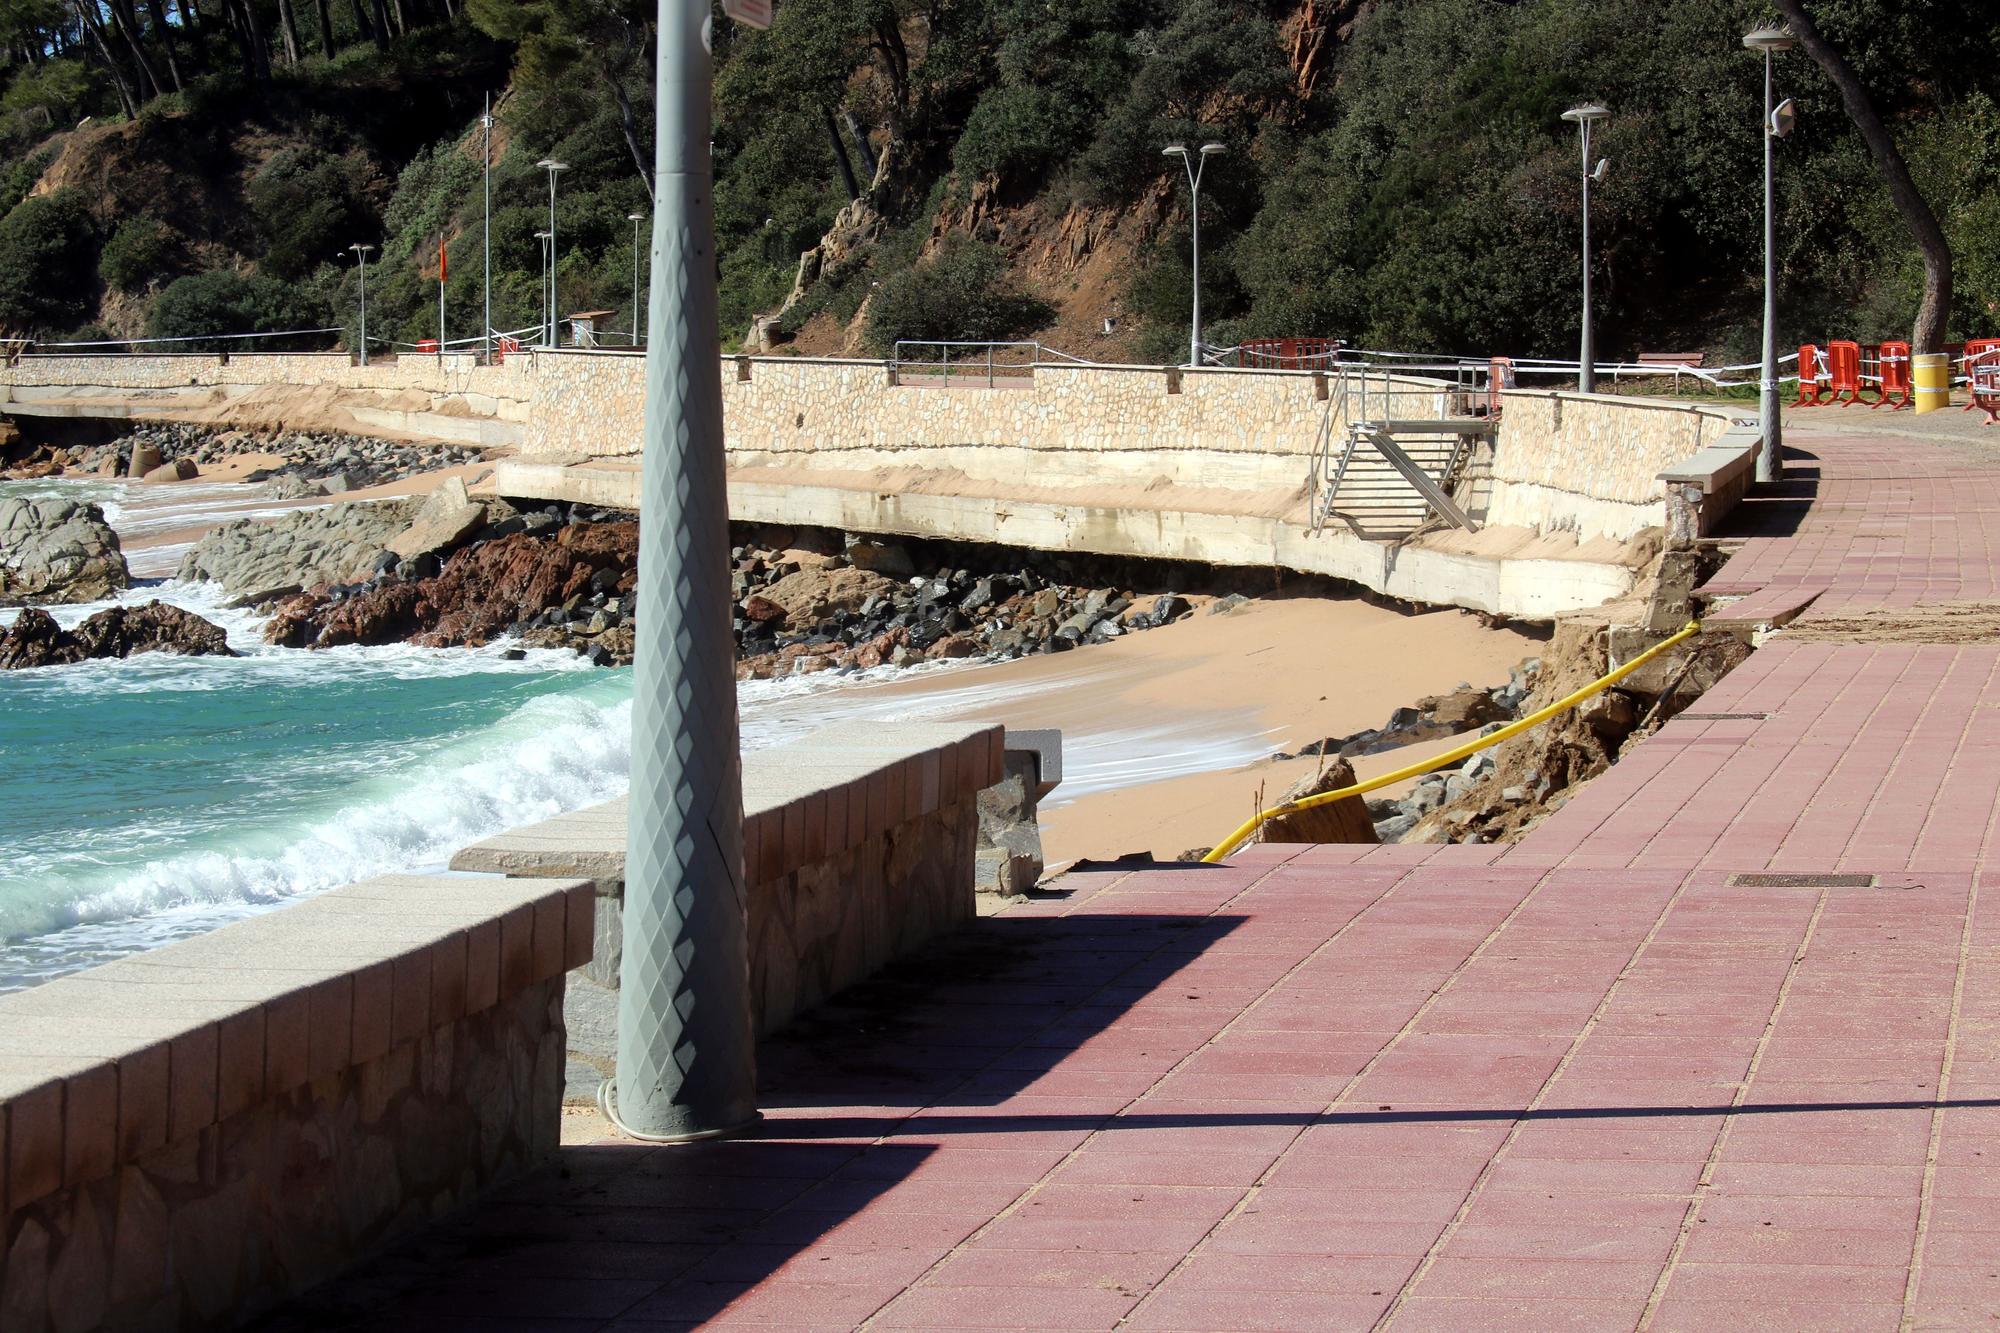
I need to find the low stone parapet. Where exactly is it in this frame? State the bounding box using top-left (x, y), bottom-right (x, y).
top-left (1658, 420), bottom-right (1763, 545)
top-left (452, 721), bottom-right (1008, 1034)
top-left (0, 873), bottom-right (592, 1331)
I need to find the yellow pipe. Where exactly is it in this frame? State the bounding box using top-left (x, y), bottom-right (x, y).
top-left (1201, 620), bottom-right (1704, 863)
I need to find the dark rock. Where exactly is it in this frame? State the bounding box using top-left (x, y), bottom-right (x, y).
top-left (1, 601), bottom-right (236, 668)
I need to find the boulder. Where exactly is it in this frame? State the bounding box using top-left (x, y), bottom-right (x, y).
top-left (754, 565), bottom-right (900, 629)
top-left (141, 458), bottom-right (198, 484)
top-left (385, 476), bottom-right (486, 560)
top-left (0, 498), bottom-right (129, 605)
top-left (1258, 757), bottom-right (1379, 845)
top-left (844, 537), bottom-right (915, 577)
top-left (1, 601), bottom-right (236, 668)
top-left (178, 498), bottom-right (419, 605)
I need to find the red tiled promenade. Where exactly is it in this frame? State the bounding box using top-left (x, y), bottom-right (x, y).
top-left (282, 426), bottom-right (2000, 1331)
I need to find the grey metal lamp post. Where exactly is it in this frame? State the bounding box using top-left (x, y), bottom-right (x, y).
top-left (1745, 27), bottom-right (1795, 483)
top-left (482, 98), bottom-right (494, 363)
top-left (348, 243), bottom-right (374, 367)
top-left (606, 0), bottom-right (758, 1142)
top-left (629, 211), bottom-right (647, 346)
top-left (1561, 104), bottom-right (1610, 394)
top-left (534, 231), bottom-right (553, 347)
top-left (1163, 142), bottom-right (1225, 368)
top-left (537, 158), bottom-right (569, 348)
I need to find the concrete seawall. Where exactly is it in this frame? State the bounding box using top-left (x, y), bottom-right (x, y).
top-left (0, 350), bottom-right (1758, 618)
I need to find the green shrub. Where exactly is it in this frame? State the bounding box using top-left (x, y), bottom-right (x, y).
top-left (0, 188), bottom-right (96, 331)
top-left (953, 85), bottom-right (1083, 184)
top-left (146, 271), bottom-right (326, 347)
top-left (862, 237), bottom-right (1052, 352)
top-left (248, 146), bottom-right (377, 280)
top-left (99, 217), bottom-right (182, 291)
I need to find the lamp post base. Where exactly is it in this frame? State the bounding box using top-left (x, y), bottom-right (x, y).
top-left (596, 1080), bottom-right (764, 1144)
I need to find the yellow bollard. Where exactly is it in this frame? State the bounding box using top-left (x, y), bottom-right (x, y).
top-left (1914, 352), bottom-right (1950, 414)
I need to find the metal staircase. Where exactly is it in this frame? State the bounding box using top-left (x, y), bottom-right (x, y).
top-left (1306, 367), bottom-right (1494, 541)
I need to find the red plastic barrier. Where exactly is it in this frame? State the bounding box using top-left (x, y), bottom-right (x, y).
top-left (1967, 338), bottom-right (2000, 422)
top-left (1795, 343), bottom-right (1828, 406)
top-left (1826, 340), bottom-right (1863, 407)
top-left (1872, 340), bottom-right (1912, 410)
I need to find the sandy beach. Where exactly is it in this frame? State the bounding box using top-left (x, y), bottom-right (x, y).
top-left (831, 594), bottom-right (1543, 862)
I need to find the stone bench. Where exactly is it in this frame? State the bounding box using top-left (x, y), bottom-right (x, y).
top-left (1659, 420), bottom-right (1764, 545)
top-left (452, 720), bottom-right (1008, 1035)
top-left (0, 874), bottom-right (593, 1331)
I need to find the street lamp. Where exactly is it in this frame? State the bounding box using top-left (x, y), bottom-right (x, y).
top-left (1163, 141), bottom-right (1225, 368)
top-left (534, 230), bottom-right (553, 346)
top-left (481, 96), bottom-right (494, 364)
top-left (536, 158), bottom-right (569, 348)
top-left (628, 211), bottom-right (647, 346)
top-left (347, 243), bottom-right (374, 367)
top-left (1745, 27), bottom-right (1795, 483)
top-left (607, 0), bottom-right (758, 1143)
top-left (1560, 103), bottom-right (1611, 394)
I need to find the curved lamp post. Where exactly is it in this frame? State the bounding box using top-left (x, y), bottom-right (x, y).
top-left (1163, 141), bottom-right (1225, 368)
top-left (1560, 103), bottom-right (1610, 394)
top-left (536, 158), bottom-right (569, 348)
top-left (629, 211), bottom-right (648, 347)
top-left (1745, 27), bottom-right (1795, 482)
top-left (347, 243), bottom-right (375, 367)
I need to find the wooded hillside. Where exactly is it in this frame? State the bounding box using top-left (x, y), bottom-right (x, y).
top-left (0, 0), bottom-right (1993, 364)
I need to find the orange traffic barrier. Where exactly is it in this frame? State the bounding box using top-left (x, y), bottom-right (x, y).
top-left (1872, 340), bottom-right (1912, 410)
top-left (1825, 340), bottom-right (1864, 406)
top-left (1795, 343), bottom-right (1829, 406)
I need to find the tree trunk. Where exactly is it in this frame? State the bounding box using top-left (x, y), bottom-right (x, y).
top-left (69, 0), bottom-right (138, 117)
top-left (105, 0), bottom-right (163, 99)
top-left (275, 0), bottom-right (302, 63)
top-left (822, 105), bottom-right (860, 202)
top-left (842, 109), bottom-right (878, 183)
top-left (1770, 0), bottom-right (1953, 352)
top-left (367, 0), bottom-right (389, 48)
top-left (313, 0), bottom-right (336, 56)
top-left (145, 0), bottom-right (182, 89)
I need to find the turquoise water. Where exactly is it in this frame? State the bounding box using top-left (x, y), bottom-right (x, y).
top-left (0, 574), bottom-right (637, 984)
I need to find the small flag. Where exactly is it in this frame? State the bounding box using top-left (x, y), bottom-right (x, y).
top-left (438, 235), bottom-right (448, 284)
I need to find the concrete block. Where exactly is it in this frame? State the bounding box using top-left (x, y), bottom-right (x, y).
top-left (305, 975), bottom-right (354, 1084)
top-left (498, 905), bottom-right (535, 996)
top-left (464, 920), bottom-right (501, 1015)
top-left (62, 1062), bottom-right (117, 1188)
top-left (389, 948), bottom-right (431, 1048)
top-left (430, 931), bottom-right (468, 1027)
top-left (530, 897), bottom-right (565, 982)
top-left (117, 1043), bottom-right (170, 1160)
top-left (350, 961), bottom-right (393, 1064)
top-left (562, 886), bottom-right (594, 972)
top-left (263, 989), bottom-right (311, 1096)
top-left (216, 1007), bottom-right (266, 1121)
top-left (166, 1023), bottom-right (218, 1143)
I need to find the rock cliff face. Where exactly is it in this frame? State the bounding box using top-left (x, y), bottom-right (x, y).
top-left (0, 499), bottom-right (129, 605)
top-left (177, 499), bottom-right (420, 605)
top-left (263, 521), bottom-right (640, 651)
top-left (0, 602), bottom-right (236, 669)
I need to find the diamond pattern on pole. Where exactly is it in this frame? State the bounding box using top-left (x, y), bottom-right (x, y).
top-left (611, 156), bottom-right (757, 1139)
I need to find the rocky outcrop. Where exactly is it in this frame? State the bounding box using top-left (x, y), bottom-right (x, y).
top-left (34, 422), bottom-right (489, 495)
top-left (178, 498), bottom-right (419, 604)
top-left (384, 477), bottom-right (486, 561)
top-left (0, 499), bottom-right (129, 605)
top-left (265, 520), bottom-right (639, 650)
top-left (1258, 757), bottom-right (1379, 845)
top-left (0, 601), bottom-right (236, 668)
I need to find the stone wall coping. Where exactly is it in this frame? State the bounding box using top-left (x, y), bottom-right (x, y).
top-left (1002, 727), bottom-right (1064, 800)
top-left (450, 721), bottom-right (1005, 889)
top-left (0, 873), bottom-right (591, 1220)
top-left (1657, 422), bottom-right (1763, 493)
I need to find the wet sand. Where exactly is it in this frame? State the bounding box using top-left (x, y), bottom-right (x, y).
top-left (783, 596), bottom-right (1542, 863)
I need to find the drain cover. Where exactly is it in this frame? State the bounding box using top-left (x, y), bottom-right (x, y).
top-left (1679, 712), bottom-right (1771, 721)
top-left (1730, 873), bottom-right (1877, 889)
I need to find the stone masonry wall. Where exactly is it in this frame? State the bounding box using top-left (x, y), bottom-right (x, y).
top-left (748, 796), bottom-right (978, 1037)
top-left (0, 978), bottom-right (564, 1333)
top-left (1485, 392), bottom-right (1737, 541)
